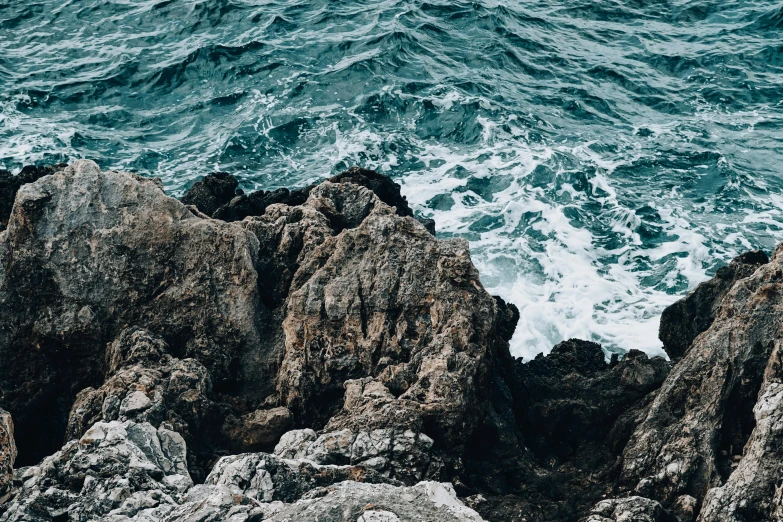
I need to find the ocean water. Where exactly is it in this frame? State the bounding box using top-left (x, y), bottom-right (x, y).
top-left (1, 0), bottom-right (782, 359)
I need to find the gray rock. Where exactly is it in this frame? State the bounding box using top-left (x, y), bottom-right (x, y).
top-left (274, 429), bottom-right (317, 460)
top-left (0, 408), bottom-right (15, 499)
top-left (622, 245), bottom-right (783, 511)
top-left (0, 160), bottom-right (269, 467)
top-left (0, 420), bottom-right (191, 522)
top-left (261, 480), bottom-right (485, 522)
top-left (584, 496), bottom-right (670, 522)
top-left (63, 327), bottom-right (226, 482)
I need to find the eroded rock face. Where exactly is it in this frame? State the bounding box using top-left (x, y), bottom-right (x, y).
top-left (621, 245), bottom-right (783, 519)
top-left (273, 181), bottom-right (498, 448)
top-left (7, 160), bottom-right (782, 522)
top-left (658, 250), bottom-right (768, 360)
top-left (0, 160), bottom-right (266, 466)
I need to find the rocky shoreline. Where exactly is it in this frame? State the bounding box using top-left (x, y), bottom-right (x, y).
top-left (0, 160), bottom-right (780, 521)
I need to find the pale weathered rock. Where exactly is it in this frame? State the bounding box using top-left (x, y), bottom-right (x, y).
top-left (695, 341), bottom-right (783, 521)
top-left (204, 451), bottom-right (399, 503)
top-left (63, 327), bottom-right (229, 482)
top-left (0, 408), bottom-right (15, 499)
top-left (274, 428), bottom-right (317, 459)
top-left (0, 420), bottom-right (191, 522)
top-left (260, 480), bottom-right (485, 522)
top-left (584, 496), bottom-right (670, 522)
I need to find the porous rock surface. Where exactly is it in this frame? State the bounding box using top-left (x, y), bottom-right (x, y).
top-left (1, 159), bottom-right (781, 522)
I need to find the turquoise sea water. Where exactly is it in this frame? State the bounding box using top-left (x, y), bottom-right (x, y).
top-left (1, 0), bottom-right (782, 358)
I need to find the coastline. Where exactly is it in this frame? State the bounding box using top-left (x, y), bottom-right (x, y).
top-left (0, 160), bottom-right (779, 522)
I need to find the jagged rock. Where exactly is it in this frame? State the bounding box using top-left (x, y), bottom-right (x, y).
top-left (63, 327), bottom-right (230, 482)
top-left (0, 163), bottom-right (66, 231)
top-left (583, 496), bottom-right (671, 522)
top-left (0, 160), bottom-right (268, 466)
top-left (466, 340), bottom-right (669, 522)
top-left (259, 480), bottom-right (485, 522)
top-left (0, 420), bottom-right (192, 522)
top-left (180, 171), bottom-right (239, 217)
top-left (516, 340), bottom-right (670, 466)
top-left (271, 180), bottom-right (500, 448)
top-left (695, 343), bottom-right (783, 521)
top-left (274, 428), bottom-right (318, 459)
top-left (659, 250), bottom-right (768, 359)
top-left (204, 451), bottom-right (400, 503)
top-left (621, 246), bottom-right (783, 512)
top-left (211, 166), bottom-right (415, 223)
top-left (221, 407), bottom-right (293, 453)
top-left (0, 409), bottom-right (15, 499)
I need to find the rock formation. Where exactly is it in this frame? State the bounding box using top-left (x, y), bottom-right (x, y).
top-left (0, 159), bottom-right (781, 521)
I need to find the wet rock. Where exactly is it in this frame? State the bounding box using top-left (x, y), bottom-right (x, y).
top-left (0, 409), bottom-right (15, 499)
top-left (212, 166), bottom-right (415, 224)
top-left (659, 250), bottom-right (768, 359)
top-left (516, 340), bottom-right (669, 472)
top-left (180, 171), bottom-right (239, 217)
top-left (584, 496), bottom-right (671, 522)
top-left (622, 245), bottom-right (783, 510)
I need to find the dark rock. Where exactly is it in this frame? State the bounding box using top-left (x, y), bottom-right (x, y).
top-left (222, 406), bottom-right (293, 453)
top-left (210, 166), bottom-right (416, 223)
top-left (180, 171), bottom-right (239, 216)
top-left (659, 250), bottom-right (768, 359)
top-left (516, 341), bottom-right (669, 466)
top-left (0, 163), bottom-right (65, 231)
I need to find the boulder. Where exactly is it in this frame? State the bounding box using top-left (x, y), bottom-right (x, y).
top-left (0, 420), bottom-right (192, 522)
top-left (221, 407), bottom-right (294, 452)
top-left (583, 496), bottom-right (671, 522)
top-left (63, 327), bottom-right (230, 482)
top-left (258, 480), bottom-right (485, 522)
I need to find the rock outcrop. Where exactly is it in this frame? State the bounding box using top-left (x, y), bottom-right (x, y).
top-left (2, 159), bottom-right (781, 522)
top-left (658, 250), bottom-right (768, 360)
top-left (0, 410), bottom-right (14, 500)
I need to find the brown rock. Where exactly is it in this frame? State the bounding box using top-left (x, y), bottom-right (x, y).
top-left (223, 406), bottom-right (293, 452)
